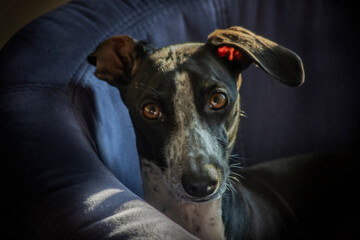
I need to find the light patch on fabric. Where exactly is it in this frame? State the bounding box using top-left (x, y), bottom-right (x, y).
top-left (84, 188), bottom-right (124, 212)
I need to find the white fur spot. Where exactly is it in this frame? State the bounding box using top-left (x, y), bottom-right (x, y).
top-left (163, 72), bottom-right (223, 192)
top-left (149, 43), bottom-right (201, 72)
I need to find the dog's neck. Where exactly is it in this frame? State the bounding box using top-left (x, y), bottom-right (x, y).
top-left (141, 158), bottom-right (226, 240)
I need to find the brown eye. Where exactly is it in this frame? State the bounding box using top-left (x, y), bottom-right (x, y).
top-left (143, 103), bottom-right (161, 120)
top-left (210, 92), bottom-right (227, 110)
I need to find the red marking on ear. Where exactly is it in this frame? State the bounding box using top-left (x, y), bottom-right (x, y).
top-left (217, 46), bottom-right (242, 61)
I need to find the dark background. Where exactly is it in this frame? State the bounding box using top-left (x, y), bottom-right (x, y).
top-left (0, 0), bottom-right (70, 48)
top-left (230, 0), bottom-right (360, 166)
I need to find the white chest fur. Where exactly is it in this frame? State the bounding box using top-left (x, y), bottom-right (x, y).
top-left (141, 158), bottom-right (226, 240)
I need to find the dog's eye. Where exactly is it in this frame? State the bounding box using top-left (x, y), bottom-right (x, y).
top-left (210, 92), bottom-right (227, 110)
top-left (143, 103), bottom-right (162, 120)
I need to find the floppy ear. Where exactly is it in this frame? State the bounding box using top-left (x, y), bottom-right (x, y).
top-left (207, 26), bottom-right (305, 87)
top-left (87, 35), bottom-right (147, 87)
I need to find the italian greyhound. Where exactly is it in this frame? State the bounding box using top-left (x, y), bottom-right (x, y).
top-left (88, 26), bottom-right (356, 239)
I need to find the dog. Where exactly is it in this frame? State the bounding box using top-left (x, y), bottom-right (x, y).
top-left (88, 26), bottom-right (357, 239)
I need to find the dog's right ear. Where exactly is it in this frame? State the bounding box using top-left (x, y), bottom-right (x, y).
top-left (87, 36), bottom-right (152, 87)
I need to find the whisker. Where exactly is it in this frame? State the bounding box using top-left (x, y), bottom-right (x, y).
top-left (229, 186), bottom-right (237, 194)
top-left (225, 183), bottom-right (234, 196)
top-left (229, 154), bottom-right (247, 161)
top-left (229, 160), bottom-right (243, 164)
top-left (223, 192), bottom-right (232, 199)
top-left (229, 164), bottom-right (243, 169)
top-left (229, 154), bottom-right (253, 166)
top-left (230, 171), bottom-right (245, 180)
top-left (229, 176), bottom-right (240, 183)
top-left (227, 179), bottom-right (238, 194)
top-left (230, 161), bottom-right (243, 166)
top-left (240, 110), bottom-right (248, 118)
top-left (230, 167), bottom-right (243, 172)
top-left (225, 174), bottom-right (239, 196)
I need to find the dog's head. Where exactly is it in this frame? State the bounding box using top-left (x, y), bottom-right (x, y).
top-left (88, 26), bottom-right (304, 203)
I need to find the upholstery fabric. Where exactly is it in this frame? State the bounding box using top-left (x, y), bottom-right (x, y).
top-left (1, 0), bottom-right (358, 238)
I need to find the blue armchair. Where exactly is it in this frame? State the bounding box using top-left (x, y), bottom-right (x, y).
top-left (1, 0), bottom-right (358, 238)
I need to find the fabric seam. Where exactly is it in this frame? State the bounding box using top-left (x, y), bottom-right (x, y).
top-left (0, 83), bottom-right (71, 96)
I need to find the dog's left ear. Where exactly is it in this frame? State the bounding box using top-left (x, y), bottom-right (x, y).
top-left (207, 26), bottom-right (305, 86)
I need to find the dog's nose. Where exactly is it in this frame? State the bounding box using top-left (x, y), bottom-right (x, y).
top-left (181, 165), bottom-right (219, 198)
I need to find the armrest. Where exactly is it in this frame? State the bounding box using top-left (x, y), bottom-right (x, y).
top-left (1, 87), bottom-right (197, 239)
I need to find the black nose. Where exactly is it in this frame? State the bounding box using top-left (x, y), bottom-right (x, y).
top-left (181, 166), bottom-right (219, 198)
